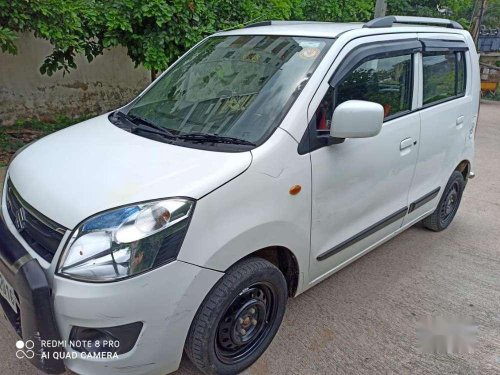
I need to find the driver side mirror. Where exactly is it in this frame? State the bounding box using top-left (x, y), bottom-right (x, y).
top-left (330, 100), bottom-right (384, 140)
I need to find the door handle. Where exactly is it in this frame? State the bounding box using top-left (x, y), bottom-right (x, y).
top-left (400, 138), bottom-right (413, 151)
top-left (456, 116), bottom-right (464, 126)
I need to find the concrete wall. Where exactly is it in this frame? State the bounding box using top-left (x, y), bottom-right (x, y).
top-left (0, 33), bottom-right (150, 125)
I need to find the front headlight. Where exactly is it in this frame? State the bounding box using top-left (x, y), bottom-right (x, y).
top-left (58, 198), bottom-right (194, 282)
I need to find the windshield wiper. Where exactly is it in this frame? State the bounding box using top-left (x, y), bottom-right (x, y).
top-left (176, 133), bottom-right (256, 146)
top-left (112, 112), bottom-right (255, 147)
top-left (114, 111), bottom-right (177, 139)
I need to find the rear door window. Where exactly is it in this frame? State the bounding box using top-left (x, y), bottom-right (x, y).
top-left (422, 51), bottom-right (466, 105)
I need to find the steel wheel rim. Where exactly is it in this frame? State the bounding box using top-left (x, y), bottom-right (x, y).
top-left (440, 181), bottom-right (459, 224)
top-left (215, 282), bottom-right (278, 365)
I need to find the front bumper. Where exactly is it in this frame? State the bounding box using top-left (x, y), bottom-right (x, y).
top-left (1, 207), bottom-right (224, 375)
top-left (53, 260), bottom-right (223, 375)
top-left (0, 217), bottom-right (65, 373)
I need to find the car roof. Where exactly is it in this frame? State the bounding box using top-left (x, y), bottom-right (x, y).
top-left (215, 21), bottom-right (363, 39)
top-left (214, 20), bottom-right (467, 39)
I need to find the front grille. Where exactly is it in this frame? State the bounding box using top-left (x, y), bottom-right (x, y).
top-left (5, 179), bottom-right (66, 263)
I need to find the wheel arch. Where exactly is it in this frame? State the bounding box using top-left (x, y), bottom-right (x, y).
top-left (239, 246), bottom-right (300, 298)
top-left (455, 159), bottom-right (471, 183)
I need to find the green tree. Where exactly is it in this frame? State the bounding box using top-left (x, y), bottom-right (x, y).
top-left (0, 0), bottom-right (101, 75)
top-left (0, 0), bottom-right (304, 78)
top-left (93, 0), bottom-right (214, 79)
top-left (297, 0), bottom-right (374, 22)
top-left (387, 0), bottom-right (475, 28)
top-left (483, 0), bottom-right (500, 29)
top-left (94, 0), bottom-right (299, 79)
top-left (9, 0), bottom-right (484, 80)
top-left (208, 0), bottom-right (298, 28)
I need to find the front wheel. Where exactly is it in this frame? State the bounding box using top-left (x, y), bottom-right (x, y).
top-left (185, 258), bottom-right (288, 375)
top-left (422, 170), bottom-right (465, 231)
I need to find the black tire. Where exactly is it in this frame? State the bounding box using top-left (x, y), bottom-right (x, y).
top-left (185, 258), bottom-right (288, 375)
top-left (422, 170), bottom-right (465, 232)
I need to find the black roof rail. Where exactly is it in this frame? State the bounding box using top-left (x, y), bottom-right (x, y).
top-left (244, 21), bottom-right (272, 28)
top-left (364, 16), bottom-right (463, 30)
top-left (243, 20), bottom-right (325, 28)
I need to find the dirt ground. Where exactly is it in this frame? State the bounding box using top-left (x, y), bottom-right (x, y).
top-left (0, 101), bottom-right (499, 374)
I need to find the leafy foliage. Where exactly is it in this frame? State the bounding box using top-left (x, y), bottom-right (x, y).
top-left (387, 0), bottom-right (475, 28)
top-left (94, 0), bottom-right (310, 75)
top-left (0, 26), bottom-right (17, 54)
top-left (0, 0), bottom-right (486, 78)
top-left (1, 0), bottom-right (377, 77)
top-left (95, 1), bottom-right (213, 75)
top-left (296, 0), bottom-right (374, 22)
top-left (0, 0), bottom-right (101, 75)
top-left (483, 0), bottom-right (500, 29)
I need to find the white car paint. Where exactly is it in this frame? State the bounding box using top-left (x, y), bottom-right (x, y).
top-left (53, 261), bottom-right (223, 375)
top-left (179, 128), bottom-right (312, 289)
top-left (404, 32), bottom-right (478, 225)
top-left (8, 114), bottom-right (252, 228)
top-left (330, 100), bottom-right (384, 138)
top-left (0, 19), bottom-right (479, 375)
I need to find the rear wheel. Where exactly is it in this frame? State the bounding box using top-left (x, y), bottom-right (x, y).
top-left (185, 258), bottom-right (288, 375)
top-left (422, 171), bottom-right (465, 231)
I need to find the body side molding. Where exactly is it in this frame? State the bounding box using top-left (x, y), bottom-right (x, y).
top-left (317, 207), bottom-right (408, 261)
top-left (408, 187), bottom-right (441, 213)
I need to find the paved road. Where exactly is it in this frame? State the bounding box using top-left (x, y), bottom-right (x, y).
top-left (1, 102), bottom-right (499, 375)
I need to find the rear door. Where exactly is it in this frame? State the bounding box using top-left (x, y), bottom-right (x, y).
top-left (304, 34), bottom-right (422, 283)
top-left (404, 33), bottom-right (472, 224)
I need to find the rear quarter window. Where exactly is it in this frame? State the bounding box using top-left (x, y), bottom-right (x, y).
top-left (423, 51), bottom-right (466, 105)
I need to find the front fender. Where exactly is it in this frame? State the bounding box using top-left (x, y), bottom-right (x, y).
top-left (177, 129), bottom-right (312, 294)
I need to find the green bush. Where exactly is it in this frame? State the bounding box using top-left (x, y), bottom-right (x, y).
top-left (0, 1), bottom-right (480, 78)
top-left (0, 0), bottom-right (377, 78)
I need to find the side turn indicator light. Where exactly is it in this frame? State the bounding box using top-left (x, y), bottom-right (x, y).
top-left (289, 185), bottom-right (302, 196)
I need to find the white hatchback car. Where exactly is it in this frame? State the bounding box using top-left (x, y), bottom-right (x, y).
top-left (1, 16), bottom-right (478, 375)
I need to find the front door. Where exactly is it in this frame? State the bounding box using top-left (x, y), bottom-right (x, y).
top-left (306, 36), bottom-right (421, 283)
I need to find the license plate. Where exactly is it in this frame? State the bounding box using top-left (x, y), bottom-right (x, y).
top-left (0, 271), bottom-right (18, 314)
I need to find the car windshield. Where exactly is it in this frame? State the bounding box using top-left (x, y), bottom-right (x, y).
top-left (126, 35), bottom-right (333, 147)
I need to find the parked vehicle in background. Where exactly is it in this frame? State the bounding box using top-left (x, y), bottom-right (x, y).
top-left (478, 26), bottom-right (500, 95)
top-left (0, 16), bottom-right (479, 375)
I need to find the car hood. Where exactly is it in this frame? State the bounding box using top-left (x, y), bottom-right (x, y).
top-left (8, 114), bottom-right (252, 229)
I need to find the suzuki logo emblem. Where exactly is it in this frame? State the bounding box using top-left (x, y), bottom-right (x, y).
top-left (14, 207), bottom-right (27, 232)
